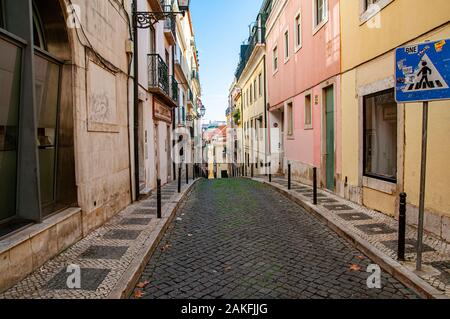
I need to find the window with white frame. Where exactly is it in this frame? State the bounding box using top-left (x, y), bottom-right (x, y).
top-left (287, 102), bottom-right (294, 137)
top-left (295, 12), bottom-right (302, 51)
top-left (254, 79), bottom-right (257, 100)
top-left (250, 84), bottom-right (253, 104)
top-left (304, 94), bottom-right (312, 129)
top-left (273, 46), bottom-right (278, 72)
top-left (360, 0), bottom-right (393, 23)
top-left (284, 30), bottom-right (289, 60)
top-left (314, 0), bottom-right (328, 29)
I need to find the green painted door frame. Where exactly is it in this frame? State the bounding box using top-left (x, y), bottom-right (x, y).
top-left (325, 86), bottom-right (335, 191)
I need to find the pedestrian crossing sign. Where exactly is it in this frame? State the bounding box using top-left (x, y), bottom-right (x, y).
top-left (395, 39), bottom-right (450, 103)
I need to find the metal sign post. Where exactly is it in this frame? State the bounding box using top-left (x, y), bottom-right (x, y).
top-left (395, 39), bottom-right (450, 271)
top-left (416, 101), bottom-right (428, 271)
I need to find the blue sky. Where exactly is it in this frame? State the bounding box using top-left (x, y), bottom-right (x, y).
top-left (190, 0), bottom-right (263, 122)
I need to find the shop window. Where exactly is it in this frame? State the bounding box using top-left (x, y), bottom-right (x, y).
top-left (363, 89), bottom-right (397, 183)
top-left (0, 37), bottom-right (22, 223)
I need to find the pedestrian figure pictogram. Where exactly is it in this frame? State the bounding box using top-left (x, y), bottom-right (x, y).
top-left (418, 61), bottom-right (432, 89)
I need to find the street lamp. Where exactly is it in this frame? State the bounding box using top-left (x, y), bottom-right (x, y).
top-left (200, 105), bottom-right (206, 118)
top-left (178, 0), bottom-right (191, 12)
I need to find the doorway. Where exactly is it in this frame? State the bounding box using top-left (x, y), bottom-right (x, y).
top-left (324, 86), bottom-right (335, 191)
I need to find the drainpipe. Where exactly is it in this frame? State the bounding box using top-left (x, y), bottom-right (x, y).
top-left (132, 0), bottom-right (140, 202)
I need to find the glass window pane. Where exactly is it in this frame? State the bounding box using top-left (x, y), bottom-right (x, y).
top-left (35, 54), bottom-right (60, 209)
top-left (364, 89), bottom-right (397, 182)
top-left (0, 38), bottom-right (21, 222)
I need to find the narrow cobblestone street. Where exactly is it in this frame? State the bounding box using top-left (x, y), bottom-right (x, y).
top-left (132, 179), bottom-right (419, 299)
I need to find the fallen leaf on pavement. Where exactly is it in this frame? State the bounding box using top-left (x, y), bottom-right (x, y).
top-left (349, 264), bottom-right (362, 272)
top-left (224, 266), bottom-right (232, 273)
top-left (136, 281), bottom-right (150, 289)
top-left (134, 289), bottom-right (145, 299)
top-left (161, 244), bottom-right (172, 252)
top-left (356, 255), bottom-right (365, 260)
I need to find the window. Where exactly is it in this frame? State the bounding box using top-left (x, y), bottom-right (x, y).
top-left (0, 37), bottom-right (22, 222)
top-left (360, 0), bottom-right (393, 23)
top-left (295, 13), bottom-right (302, 50)
top-left (273, 46), bottom-right (278, 72)
top-left (284, 30), bottom-right (289, 60)
top-left (254, 79), bottom-right (257, 100)
top-left (287, 102), bottom-right (294, 137)
top-left (364, 0), bottom-right (381, 11)
top-left (250, 84), bottom-right (253, 104)
top-left (258, 73), bottom-right (262, 97)
top-left (314, 0), bottom-right (328, 29)
top-left (363, 89), bottom-right (397, 183)
top-left (304, 94), bottom-right (312, 129)
top-left (0, 0), bottom-right (5, 28)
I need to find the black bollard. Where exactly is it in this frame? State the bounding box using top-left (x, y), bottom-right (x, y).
top-left (288, 163), bottom-right (292, 190)
top-left (398, 193), bottom-right (407, 261)
top-left (251, 164), bottom-right (254, 178)
top-left (269, 162), bottom-right (272, 183)
top-left (178, 166), bottom-right (182, 193)
top-left (157, 179), bottom-right (162, 219)
top-left (313, 167), bottom-right (318, 205)
top-left (186, 164), bottom-right (189, 184)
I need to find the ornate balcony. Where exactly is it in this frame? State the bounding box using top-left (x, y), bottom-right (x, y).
top-left (148, 53), bottom-right (177, 107)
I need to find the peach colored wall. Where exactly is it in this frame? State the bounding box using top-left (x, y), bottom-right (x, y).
top-left (267, 0), bottom-right (341, 170)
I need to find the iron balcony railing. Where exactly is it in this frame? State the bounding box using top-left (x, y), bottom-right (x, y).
top-left (235, 26), bottom-right (266, 80)
top-left (170, 75), bottom-right (179, 103)
top-left (192, 69), bottom-right (200, 83)
top-left (148, 53), bottom-right (169, 95)
top-left (175, 44), bottom-right (190, 81)
top-left (162, 5), bottom-right (176, 40)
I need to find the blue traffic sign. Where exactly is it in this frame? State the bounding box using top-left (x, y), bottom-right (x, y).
top-left (395, 39), bottom-right (450, 103)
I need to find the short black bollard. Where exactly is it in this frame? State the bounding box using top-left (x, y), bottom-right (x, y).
top-left (269, 162), bottom-right (272, 183)
top-left (288, 163), bottom-right (292, 190)
top-left (251, 164), bottom-right (254, 178)
top-left (186, 164), bottom-right (189, 184)
top-left (173, 163), bottom-right (176, 181)
top-left (157, 179), bottom-right (162, 219)
top-left (193, 164), bottom-right (195, 180)
top-left (178, 166), bottom-right (182, 193)
top-left (398, 193), bottom-right (407, 261)
top-left (313, 167), bottom-right (318, 205)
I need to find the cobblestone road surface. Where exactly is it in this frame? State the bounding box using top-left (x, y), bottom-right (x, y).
top-left (132, 179), bottom-right (419, 299)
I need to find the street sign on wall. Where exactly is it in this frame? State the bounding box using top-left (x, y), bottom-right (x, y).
top-left (395, 39), bottom-right (450, 103)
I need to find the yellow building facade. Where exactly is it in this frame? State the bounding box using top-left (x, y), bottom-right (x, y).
top-left (340, 0), bottom-right (450, 241)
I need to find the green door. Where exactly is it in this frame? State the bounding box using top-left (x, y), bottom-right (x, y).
top-left (325, 86), bottom-right (335, 191)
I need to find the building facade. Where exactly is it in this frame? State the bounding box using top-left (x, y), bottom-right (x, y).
top-left (266, 0), bottom-right (341, 191)
top-left (0, 0), bottom-right (133, 292)
top-left (0, 0), bottom-right (202, 293)
top-left (235, 0), bottom-right (272, 176)
top-left (340, 0), bottom-right (450, 241)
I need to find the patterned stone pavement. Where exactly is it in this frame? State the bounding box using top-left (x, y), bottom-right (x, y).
top-left (0, 178), bottom-right (195, 299)
top-left (132, 178), bottom-right (419, 299)
top-left (264, 176), bottom-right (450, 296)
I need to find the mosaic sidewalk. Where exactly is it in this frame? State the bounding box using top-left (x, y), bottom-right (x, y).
top-left (254, 176), bottom-right (450, 298)
top-left (0, 179), bottom-right (196, 299)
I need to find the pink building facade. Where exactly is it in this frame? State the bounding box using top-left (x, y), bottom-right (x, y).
top-left (267, 0), bottom-right (341, 191)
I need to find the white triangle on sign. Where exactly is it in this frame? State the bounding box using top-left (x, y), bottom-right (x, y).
top-left (402, 54), bottom-right (449, 93)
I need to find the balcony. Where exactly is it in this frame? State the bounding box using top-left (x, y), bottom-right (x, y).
top-left (235, 25), bottom-right (266, 80)
top-left (162, 5), bottom-right (176, 45)
top-left (174, 44), bottom-right (190, 83)
top-left (191, 69), bottom-right (200, 83)
top-left (148, 53), bottom-right (177, 107)
top-left (187, 88), bottom-right (193, 105)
